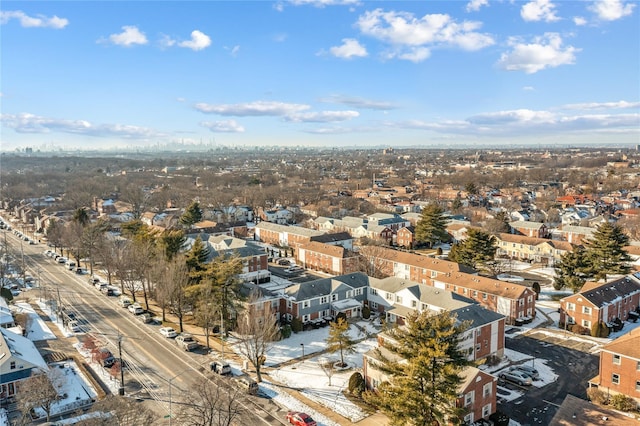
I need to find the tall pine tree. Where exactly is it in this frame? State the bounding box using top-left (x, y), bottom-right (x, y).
top-left (554, 246), bottom-right (588, 292)
top-left (583, 222), bottom-right (631, 282)
top-left (364, 311), bottom-right (470, 425)
top-left (325, 317), bottom-right (357, 367)
top-left (447, 228), bottom-right (496, 272)
top-left (180, 200), bottom-right (203, 228)
top-left (415, 203), bottom-right (449, 248)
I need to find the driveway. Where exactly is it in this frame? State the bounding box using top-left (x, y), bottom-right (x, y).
top-left (499, 332), bottom-right (599, 425)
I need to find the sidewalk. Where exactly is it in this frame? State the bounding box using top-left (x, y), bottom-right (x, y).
top-left (143, 299), bottom-right (388, 425)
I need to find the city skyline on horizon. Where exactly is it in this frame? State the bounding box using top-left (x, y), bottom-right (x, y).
top-left (1, 0), bottom-right (639, 151)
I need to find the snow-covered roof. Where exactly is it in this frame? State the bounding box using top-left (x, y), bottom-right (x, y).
top-left (0, 328), bottom-right (47, 370)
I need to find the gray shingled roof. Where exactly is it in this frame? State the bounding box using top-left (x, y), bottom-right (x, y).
top-left (284, 272), bottom-right (370, 300)
top-left (451, 304), bottom-right (505, 327)
top-left (580, 275), bottom-right (640, 307)
top-left (310, 232), bottom-right (353, 243)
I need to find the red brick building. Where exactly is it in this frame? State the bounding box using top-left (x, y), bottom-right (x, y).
top-left (588, 327), bottom-right (640, 407)
top-left (254, 222), bottom-right (324, 249)
top-left (297, 241), bottom-right (359, 275)
top-left (559, 275), bottom-right (640, 330)
top-left (395, 226), bottom-right (415, 249)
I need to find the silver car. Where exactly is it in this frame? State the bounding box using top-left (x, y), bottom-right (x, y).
top-left (500, 369), bottom-right (532, 386)
top-left (514, 365), bottom-right (539, 380)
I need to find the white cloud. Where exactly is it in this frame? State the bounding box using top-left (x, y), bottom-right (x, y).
top-left (573, 16), bottom-right (588, 25)
top-left (0, 113), bottom-right (161, 138)
top-left (194, 101), bottom-right (310, 116)
top-left (200, 120), bottom-right (245, 133)
top-left (329, 38), bottom-right (367, 59)
top-left (466, 0), bottom-right (489, 13)
top-left (497, 33), bottom-right (579, 74)
top-left (288, 0), bottom-right (360, 7)
top-left (226, 45), bottom-right (240, 57)
top-left (523, 86), bottom-right (535, 91)
top-left (588, 0), bottom-right (635, 21)
top-left (178, 30), bottom-right (211, 51)
top-left (354, 9), bottom-right (494, 62)
top-left (319, 95), bottom-right (396, 110)
top-left (561, 100), bottom-right (640, 110)
top-left (521, 0), bottom-right (561, 22)
top-left (0, 10), bottom-right (68, 29)
top-left (284, 110), bottom-right (359, 122)
top-left (104, 26), bottom-right (148, 47)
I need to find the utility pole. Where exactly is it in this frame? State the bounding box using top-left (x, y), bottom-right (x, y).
top-left (118, 332), bottom-right (125, 396)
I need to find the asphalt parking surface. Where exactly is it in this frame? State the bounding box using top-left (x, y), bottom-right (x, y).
top-left (499, 332), bottom-right (599, 425)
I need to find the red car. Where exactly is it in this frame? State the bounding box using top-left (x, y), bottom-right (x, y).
top-left (286, 411), bottom-right (317, 426)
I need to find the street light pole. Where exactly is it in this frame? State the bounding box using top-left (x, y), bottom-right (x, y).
top-left (118, 334), bottom-right (125, 396)
top-left (300, 343), bottom-right (304, 363)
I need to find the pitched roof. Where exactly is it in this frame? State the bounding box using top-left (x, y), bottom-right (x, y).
top-left (451, 304), bottom-right (506, 327)
top-left (370, 277), bottom-right (474, 311)
top-left (549, 394), bottom-right (638, 426)
top-left (255, 222), bottom-right (325, 237)
top-left (284, 272), bottom-right (370, 300)
top-left (601, 325), bottom-right (640, 360)
top-left (509, 221), bottom-right (545, 230)
top-left (569, 275), bottom-right (640, 308)
top-left (299, 241), bottom-right (354, 258)
top-left (0, 328), bottom-right (47, 370)
top-left (436, 273), bottom-right (532, 300)
top-left (371, 247), bottom-right (476, 275)
top-left (310, 232), bottom-right (353, 243)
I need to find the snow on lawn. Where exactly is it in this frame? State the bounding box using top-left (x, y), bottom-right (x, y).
top-left (73, 342), bottom-right (122, 395)
top-left (13, 301), bottom-right (56, 341)
top-left (228, 320), bottom-right (379, 423)
top-left (32, 361), bottom-right (97, 420)
top-left (35, 298), bottom-right (76, 338)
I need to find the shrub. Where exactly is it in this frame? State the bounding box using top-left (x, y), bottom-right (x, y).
top-left (489, 410), bottom-right (510, 426)
top-left (291, 317), bottom-right (303, 333)
top-left (570, 324), bottom-right (589, 335)
top-left (591, 321), bottom-right (610, 338)
top-left (280, 324), bottom-right (292, 339)
top-left (587, 387), bottom-right (608, 405)
top-left (610, 394), bottom-right (637, 412)
top-left (348, 372), bottom-right (366, 397)
top-left (362, 305), bottom-right (371, 319)
top-left (0, 288), bottom-right (13, 302)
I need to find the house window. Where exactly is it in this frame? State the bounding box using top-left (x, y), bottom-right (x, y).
top-left (483, 382), bottom-right (492, 397)
top-left (582, 320), bottom-right (591, 328)
top-left (613, 354), bottom-right (621, 365)
top-left (583, 306), bottom-right (591, 315)
top-left (9, 362), bottom-right (15, 370)
top-left (431, 271), bottom-right (437, 278)
top-left (370, 302), bottom-right (378, 310)
top-left (395, 296), bottom-right (403, 303)
top-left (287, 300), bottom-right (292, 309)
top-left (464, 390), bottom-right (474, 406)
top-left (519, 298), bottom-right (524, 307)
top-left (412, 300), bottom-right (417, 308)
top-left (320, 296), bottom-right (328, 304)
top-left (332, 294), bottom-right (338, 301)
top-left (370, 288), bottom-right (377, 296)
top-left (566, 303), bottom-right (575, 311)
top-left (303, 300), bottom-right (310, 309)
top-left (386, 292), bottom-right (393, 300)
top-left (483, 293), bottom-right (487, 300)
top-left (612, 374), bottom-right (620, 385)
top-left (302, 315), bottom-right (310, 323)
top-left (636, 381), bottom-right (640, 391)
top-left (637, 361), bottom-right (640, 371)
top-left (482, 403), bottom-right (492, 418)
top-left (473, 291), bottom-right (478, 298)
top-left (476, 344), bottom-right (481, 352)
top-left (464, 413), bottom-right (473, 424)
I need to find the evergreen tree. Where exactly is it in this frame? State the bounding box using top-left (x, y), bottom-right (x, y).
top-left (72, 207), bottom-right (90, 227)
top-left (464, 182), bottom-right (478, 196)
top-left (415, 203), bottom-right (449, 248)
top-left (180, 201), bottom-right (203, 228)
top-left (184, 236), bottom-right (210, 279)
top-left (447, 228), bottom-right (496, 272)
top-left (363, 311), bottom-right (470, 426)
top-left (553, 246), bottom-right (588, 292)
top-left (159, 229), bottom-right (186, 260)
top-left (583, 222), bottom-right (631, 282)
top-left (325, 317), bottom-right (357, 367)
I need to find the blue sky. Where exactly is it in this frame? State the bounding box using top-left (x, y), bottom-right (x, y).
top-left (1, 0), bottom-right (638, 151)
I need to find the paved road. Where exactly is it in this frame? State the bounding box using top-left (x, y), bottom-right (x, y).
top-left (499, 331), bottom-right (599, 425)
top-left (2, 226), bottom-right (290, 425)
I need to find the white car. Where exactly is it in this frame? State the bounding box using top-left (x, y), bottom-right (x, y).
top-left (128, 303), bottom-right (144, 315)
top-left (159, 327), bottom-right (177, 338)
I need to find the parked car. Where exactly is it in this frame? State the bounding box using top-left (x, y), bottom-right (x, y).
top-left (128, 303), bottom-right (144, 315)
top-left (210, 360), bottom-right (231, 376)
top-left (175, 333), bottom-right (198, 351)
top-left (234, 374), bottom-right (259, 395)
top-left (159, 327), bottom-right (177, 338)
top-left (139, 313), bottom-right (153, 323)
top-left (57, 256), bottom-right (68, 264)
top-left (75, 267), bottom-right (86, 275)
top-left (88, 277), bottom-right (100, 285)
top-left (97, 348), bottom-right (116, 368)
top-left (277, 259), bottom-right (291, 266)
top-left (286, 411), bottom-right (317, 426)
top-left (67, 320), bottom-right (82, 333)
top-left (513, 365), bottom-right (539, 380)
top-left (500, 369), bottom-right (532, 386)
top-left (119, 296), bottom-right (132, 308)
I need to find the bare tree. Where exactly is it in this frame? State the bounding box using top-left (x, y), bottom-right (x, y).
top-left (234, 290), bottom-right (281, 383)
top-left (15, 369), bottom-right (62, 423)
top-left (79, 395), bottom-right (157, 425)
top-left (166, 256), bottom-right (191, 333)
top-left (356, 243), bottom-right (391, 278)
top-left (178, 377), bottom-right (244, 426)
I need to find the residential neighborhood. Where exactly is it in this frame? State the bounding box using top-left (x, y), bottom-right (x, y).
top-left (2, 145), bottom-right (640, 425)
